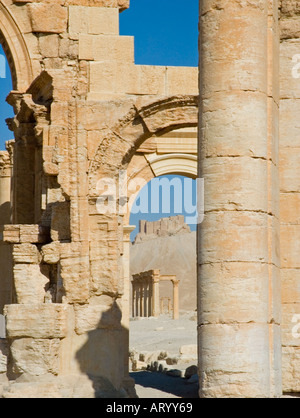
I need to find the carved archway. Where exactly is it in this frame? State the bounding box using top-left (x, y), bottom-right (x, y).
top-left (88, 95), bottom-right (198, 198)
top-left (87, 96), bottom-right (198, 381)
top-left (0, 2), bottom-right (33, 92)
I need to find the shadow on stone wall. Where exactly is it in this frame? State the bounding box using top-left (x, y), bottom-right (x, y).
top-left (75, 301), bottom-right (134, 398)
top-left (0, 202), bottom-right (11, 225)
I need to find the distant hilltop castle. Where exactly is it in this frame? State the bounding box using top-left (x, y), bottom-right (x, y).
top-left (134, 215), bottom-right (191, 244)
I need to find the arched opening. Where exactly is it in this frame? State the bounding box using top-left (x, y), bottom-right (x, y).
top-left (0, 44), bottom-right (13, 150)
top-left (125, 135), bottom-right (199, 398)
top-left (0, 5), bottom-right (34, 336)
top-left (0, 45), bottom-right (13, 337)
top-left (88, 96), bottom-right (198, 397)
top-left (0, 3), bottom-right (33, 92)
top-left (129, 174), bottom-right (198, 309)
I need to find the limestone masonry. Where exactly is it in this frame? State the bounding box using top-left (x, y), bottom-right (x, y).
top-left (0, 0), bottom-right (299, 398)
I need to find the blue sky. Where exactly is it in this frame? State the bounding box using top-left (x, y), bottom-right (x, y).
top-left (0, 45), bottom-right (13, 150)
top-left (120, 0), bottom-right (199, 67)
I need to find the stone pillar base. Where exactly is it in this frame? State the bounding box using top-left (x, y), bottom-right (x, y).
top-left (1, 374), bottom-right (132, 398)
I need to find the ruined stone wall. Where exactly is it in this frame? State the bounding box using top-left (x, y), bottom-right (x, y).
top-left (134, 215), bottom-right (191, 243)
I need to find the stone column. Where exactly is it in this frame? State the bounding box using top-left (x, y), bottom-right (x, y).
top-left (172, 279), bottom-right (179, 320)
top-left (279, 2), bottom-right (300, 393)
top-left (121, 225), bottom-right (136, 389)
top-left (131, 282), bottom-right (135, 317)
top-left (198, 0), bottom-right (281, 398)
top-left (143, 282), bottom-right (147, 317)
top-left (122, 225), bottom-right (136, 320)
top-left (135, 283), bottom-right (140, 317)
top-left (139, 282), bottom-right (144, 317)
top-left (148, 278), bottom-right (152, 317)
top-left (152, 270), bottom-right (160, 318)
top-left (0, 151), bottom-right (12, 317)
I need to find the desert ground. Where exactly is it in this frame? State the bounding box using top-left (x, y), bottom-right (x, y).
top-left (129, 311), bottom-right (199, 398)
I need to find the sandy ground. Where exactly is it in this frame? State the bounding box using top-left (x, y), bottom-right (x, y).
top-left (129, 312), bottom-right (199, 398)
top-left (129, 311), bottom-right (197, 355)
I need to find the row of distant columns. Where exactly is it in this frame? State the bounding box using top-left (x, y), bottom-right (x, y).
top-left (198, 0), bottom-right (281, 397)
top-left (132, 271), bottom-right (179, 320)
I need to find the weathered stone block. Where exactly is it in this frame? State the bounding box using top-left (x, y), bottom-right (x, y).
top-left (199, 323), bottom-right (273, 398)
top-left (10, 338), bottom-right (60, 376)
top-left (13, 243), bottom-right (40, 264)
top-left (282, 346), bottom-right (300, 393)
top-left (282, 269), bottom-right (300, 304)
top-left (69, 6), bottom-right (119, 35)
top-left (1, 381), bottom-right (61, 399)
top-left (281, 193), bottom-right (300, 225)
top-left (41, 242), bottom-right (61, 264)
top-left (79, 34), bottom-right (134, 62)
top-left (0, 339), bottom-right (8, 374)
top-left (166, 67), bottom-right (198, 95)
top-left (51, 202), bottom-right (71, 242)
top-left (27, 3), bottom-right (68, 33)
top-left (279, 99), bottom-right (300, 148)
top-left (281, 225), bottom-right (300, 268)
top-left (13, 264), bottom-right (48, 304)
top-left (89, 62), bottom-right (166, 96)
top-left (3, 225), bottom-right (20, 244)
top-left (60, 257), bottom-right (90, 302)
top-left (74, 297), bottom-right (122, 334)
top-left (4, 304), bottom-right (71, 339)
top-left (199, 262), bottom-right (270, 324)
top-left (126, 65), bottom-right (166, 96)
top-left (38, 34), bottom-right (59, 58)
top-left (202, 156), bottom-right (268, 213)
top-left (200, 91), bottom-right (268, 159)
top-left (280, 147), bottom-right (300, 193)
top-left (281, 1), bottom-right (300, 17)
top-left (199, 211), bottom-right (269, 264)
top-left (19, 225), bottom-right (40, 244)
top-left (281, 17), bottom-right (300, 40)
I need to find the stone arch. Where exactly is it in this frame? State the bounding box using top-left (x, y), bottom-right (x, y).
top-left (88, 95), bottom-right (198, 198)
top-left (140, 153), bottom-right (197, 178)
top-left (125, 153), bottom-right (197, 224)
top-left (88, 96), bottom-right (198, 357)
top-left (0, 2), bottom-right (33, 92)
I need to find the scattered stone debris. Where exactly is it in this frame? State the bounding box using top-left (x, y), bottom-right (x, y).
top-left (129, 346), bottom-right (198, 383)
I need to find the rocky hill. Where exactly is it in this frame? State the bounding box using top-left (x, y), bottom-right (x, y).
top-left (130, 216), bottom-right (197, 313)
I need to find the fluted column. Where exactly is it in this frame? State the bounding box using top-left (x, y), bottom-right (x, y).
top-left (198, 0), bottom-right (281, 398)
